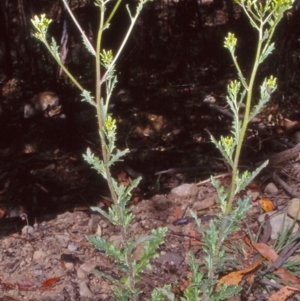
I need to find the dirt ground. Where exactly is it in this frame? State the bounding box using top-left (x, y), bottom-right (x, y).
top-left (1, 81), bottom-right (300, 300)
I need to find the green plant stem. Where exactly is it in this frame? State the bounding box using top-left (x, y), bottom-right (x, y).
top-left (61, 0), bottom-right (95, 55)
top-left (42, 39), bottom-right (84, 91)
top-left (95, 5), bottom-right (137, 299)
top-left (101, 5), bottom-right (143, 84)
top-left (225, 33), bottom-right (262, 215)
top-left (103, 0), bottom-right (122, 30)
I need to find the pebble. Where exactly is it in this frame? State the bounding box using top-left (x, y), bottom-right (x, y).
top-left (287, 198), bottom-right (300, 220)
top-left (65, 262), bottom-right (74, 270)
top-left (79, 280), bottom-right (93, 297)
top-left (68, 243), bottom-right (78, 252)
top-left (77, 267), bottom-right (87, 279)
top-left (171, 184), bottom-right (199, 198)
top-left (33, 250), bottom-right (48, 261)
top-left (264, 183), bottom-right (278, 194)
top-left (80, 261), bottom-right (97, 273)
top-left (21, 225), bottom-right (35, 236)
top-left (258, 212), bottom-right (299, 239)
top-left (192, 194), bottom-right (216, 211)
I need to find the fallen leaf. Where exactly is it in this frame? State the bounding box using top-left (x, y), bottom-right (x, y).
top-left (41, 277), bottom-right (60, 288)
top-left (259, 198), bottom-right (275, 212)
top-left (253, 243), bottom-right (278, 262)
top-left (216, 259), bottom-right (263, 290)
top-left (274, 268), bottom-right (300, 286)
top-left (268, 285), bottom-right (298, 301)
top-left (253, 243), bottom-right (300, 286)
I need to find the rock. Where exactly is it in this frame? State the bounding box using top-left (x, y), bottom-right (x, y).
top-left (68, 243), bottom-right (78, 252)
top-left (65, 262), bottom-right (74, 270)
top-left (264, 183), bottom-right (279, 194)
top-left (156, 252), bottom-right (184, 268)
top-left (287, 198), bottom-right (300, 220)
top-left (77, 267), bottom-right (87, 279)
top-left (76, 268), bottom-right (87, 279)
top-left (21, 225), bottom-right (35, 236)
top-left (79, 280), bottom-right (93, 297)
top-left (258, 212), bottom-right (299, 240)
top-left (192, 194), bottom-right (216, 211)
top-left (80, 261), bottom-right (97, 273)
top-left (33, 250), bottom-right (48, 261)
top-left (171, 184), bottom-right (199, 198)
top-left (24, 91), bottom-right (64, 119)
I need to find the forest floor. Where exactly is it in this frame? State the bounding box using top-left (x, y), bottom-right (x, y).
top-left (1, 79), bottom-right (300, 301)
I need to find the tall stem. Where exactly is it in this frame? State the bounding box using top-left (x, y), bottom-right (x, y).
top-left (225, 23), bottom-right (264, 214)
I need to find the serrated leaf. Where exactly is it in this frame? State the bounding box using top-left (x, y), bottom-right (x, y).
top-left (259, 43), bottom-right (275, 64)
top-left (82, 34), bottom-right (95, 55)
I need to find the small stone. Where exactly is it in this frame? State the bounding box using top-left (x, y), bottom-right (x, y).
top-left (77, 267), bottom-right (87, 279)
top-left (33, 250), bottom-right (48, 261)
top-left (171, 184), bottom-right (199, 198)
top-left (264, 183), bottom-right (278, 194)
top-left (192, 194), bottom-right (216, 211)
top-left (79, 280), bottom-right (93, 297)
top-left (68, 243), bottom-right (78, 252)
top-left (80, 261), bottom-right (97, 273)
top-left (21, 225), bottom-right (35, 236)
top-left (258, 212), bottom-right (299, 239)
top-left (287, 198), bottom-right (300, 220)
top-left (65, 262), bottom-right (74, 270)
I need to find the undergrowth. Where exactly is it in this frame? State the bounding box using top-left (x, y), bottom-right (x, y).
top-left (31, 0), bottom-right (293, 299)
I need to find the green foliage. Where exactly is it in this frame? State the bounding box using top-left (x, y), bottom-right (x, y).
top-left (150, 0), bottom-right (292, 300)
top-left (31, 0), bottom-right (292, 299)
top-left (31, 1), bottom-right (165, 300)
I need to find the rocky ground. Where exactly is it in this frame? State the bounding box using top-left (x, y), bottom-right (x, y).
top-left (1, 84), bottom-right (300, 300)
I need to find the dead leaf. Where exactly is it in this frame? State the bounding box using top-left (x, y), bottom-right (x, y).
top-left (268, 286), bottom-right (298, 301)
top-left (274, 268), bottom-right (300, 286)
top-left (253, 243), bottom-right (300, 286)
top-left (259, 198), bottom-right (275, 212)
top-left (41, 277), bottom-right (60, 288)
top-left (216, 259), bottom-right (263, 290)
top-left (253, 243), bottom-right (278, 262)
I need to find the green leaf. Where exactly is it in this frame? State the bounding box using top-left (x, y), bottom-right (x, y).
top-left (259, 43), bottom-right (275, 64)
top-left (210, 284), bottom-right (242, 301)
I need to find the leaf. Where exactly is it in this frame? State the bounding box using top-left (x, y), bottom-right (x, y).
top-left (268, 286), bottom-right (298, 301)
top-left (253, 243), bottom-right (300, 286)
top-left (41, 277), bottom-right (60, 288)
top-left (216, 258), bottom-right (263, 290)
top-left (253, 242), bottom-right (278, 261)
top-left (259, 43), bottom-right (275, 64)
top-left (259, 198), bottom-right (275, 212)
